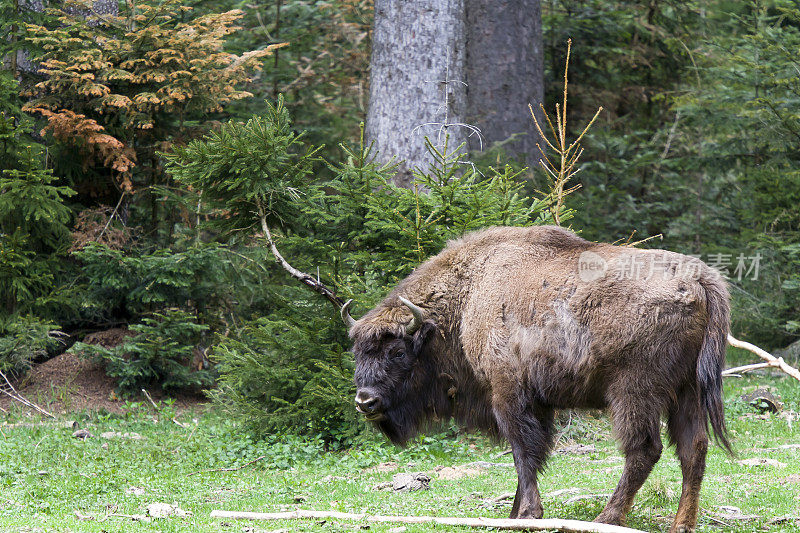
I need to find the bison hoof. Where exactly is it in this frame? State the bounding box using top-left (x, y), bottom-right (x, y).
top-left (512, 507), bottom-right (543, 520)
top-left (669, 526), bottom-right (694, 533)
top-left (594, 511), bottom-right (622, 526)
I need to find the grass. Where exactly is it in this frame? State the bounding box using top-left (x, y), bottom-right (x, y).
top-left (1, 369), bottom-right (799, 532)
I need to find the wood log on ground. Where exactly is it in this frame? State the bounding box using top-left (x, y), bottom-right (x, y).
top-left (209, 509), bottom-right (648, 533)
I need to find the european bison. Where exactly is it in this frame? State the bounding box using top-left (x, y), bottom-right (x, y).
top-left (343, 225), bottom-right (731, 533)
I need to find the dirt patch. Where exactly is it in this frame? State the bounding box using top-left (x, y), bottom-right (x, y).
top-left (81, 327), bottom-right (134, 349)
top-left (366, 461), bottom-right (399, 473)
top-left (1, 339), bottom-right (207, 416)
top-left (779, 474), bottom-right (800, 485)
top-left (434, 465), bottom-right (483, 480)
top-left (1, 350), bottom-right (120, 414)
top-left (736, 457), bottom-right (787, 468)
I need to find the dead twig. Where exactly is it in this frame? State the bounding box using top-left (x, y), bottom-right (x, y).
top-left (187, 455), bottom-right (267, 477)
top-left (0, 370), bottom-right (55, 418)
top-left (727, 335), bottom-right (800, 382)
top-left (703, 513), bottom-right (732, 528)
top-left (721, 362), bottom-right (772, 377)
top-left (97, 191), bottom-right (125, 242)
top-left (256, 200), bottom-right (344, 310)
top-left (209, 509), bottom-right (647, 533)
top-left (529, 39), bottom-right (602, 226)
top-left (141, 388), bottom-right (159, 410)
top-left (171, 423), bottom-right (198, 455)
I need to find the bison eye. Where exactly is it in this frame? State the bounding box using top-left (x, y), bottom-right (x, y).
top-left (392, 350), bottom-right (406, 361)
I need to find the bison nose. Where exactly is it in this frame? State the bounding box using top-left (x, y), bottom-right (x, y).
top-left (355, 390), bottom-right (382, 414)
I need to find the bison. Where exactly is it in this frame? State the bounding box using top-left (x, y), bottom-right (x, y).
top-left (342, 225), bottom-right (731, 533)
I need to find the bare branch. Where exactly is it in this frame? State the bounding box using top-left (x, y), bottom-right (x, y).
top-left (529, 104), bottom-right (559, 153)
top-left (530, 40), bottom-right (602, 226)
top-left (722, 362), bottom-right (772, 377)
top-left (141, 388), bottom-right (159, 410)
top-left (0, 370), bottom-right (55, 418)
top-left (98, 191), bottom-right (125, 242)
top-left (256, 202), bottom-right (344, 310)
top-left (727, 336), bottom-right (800, 382)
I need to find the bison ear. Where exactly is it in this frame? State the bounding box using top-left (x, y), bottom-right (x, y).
top-left (411, 320), bottom-right (437, 355)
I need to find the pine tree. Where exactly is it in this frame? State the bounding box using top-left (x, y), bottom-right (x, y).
top-left (0, 81), bottom-right (75, 316)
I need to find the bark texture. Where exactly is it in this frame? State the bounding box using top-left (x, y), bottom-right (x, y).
top-left (366, 0), bottom-right (468, 187)
top-left (366, 0), bottom-right (543, 185)
top-left (465, 0), bottom-right (543, 165)
top-left (66, 0), bottom-right (120, 26)
top-left (10, 0), bottom-right (119, 75)
top-left (10, 0), bottom-right (44, 75)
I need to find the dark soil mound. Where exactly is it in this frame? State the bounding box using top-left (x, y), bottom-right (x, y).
top-left (1, 328), bottom-right (206, 416)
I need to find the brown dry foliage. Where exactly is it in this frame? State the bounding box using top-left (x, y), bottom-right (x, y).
top-left (26, 108), bottom-right (137, 181)
top-left (23, 0), bottom-right (285, 192)
top-left (70, 206), bottom-right (131, 252)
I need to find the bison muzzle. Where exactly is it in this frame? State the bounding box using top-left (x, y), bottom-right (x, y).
top-left (343, 226), bottom-right (731, 533)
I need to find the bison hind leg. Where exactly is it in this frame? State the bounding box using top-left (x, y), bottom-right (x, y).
top-left (595, 402), bottom-right (663, 526)
top-left (666, 387), bottom-right (709, 533)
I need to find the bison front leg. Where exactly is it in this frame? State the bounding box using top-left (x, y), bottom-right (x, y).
top-left (495, 402), bottom-right (555, 519)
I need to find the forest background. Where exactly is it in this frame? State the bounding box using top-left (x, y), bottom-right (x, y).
top-left (1, 0), bottom-right (799, 446)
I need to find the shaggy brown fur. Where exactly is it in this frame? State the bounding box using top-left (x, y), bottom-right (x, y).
top-left (348, 225), bottom-right (731, 533)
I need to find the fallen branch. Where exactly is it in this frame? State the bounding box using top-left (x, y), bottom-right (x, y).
top-left (0, 370), bottom-right (55, 418)
top-left (722, 362), bottom-right (771, 377)
top-left (209, 509), bottom-right (647, 533)
top-left (187, 455), bottom-right (267, 477)
top-left (141, 388), bottom-right (159, 411)
top-left (727, 335), bottom-right (800, 382)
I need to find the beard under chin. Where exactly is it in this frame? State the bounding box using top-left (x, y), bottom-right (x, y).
top-left (373, 408), bottom-right (418, 446)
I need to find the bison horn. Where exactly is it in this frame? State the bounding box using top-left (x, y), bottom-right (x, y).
top-left (399, 296), bottom-right (425, 335)
top-left (341, 299), bottom-right (357, 329)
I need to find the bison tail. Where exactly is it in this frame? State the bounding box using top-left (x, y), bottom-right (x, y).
top-left (697, 274), bottom-right (734, 455)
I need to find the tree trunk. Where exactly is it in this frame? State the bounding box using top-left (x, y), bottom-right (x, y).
top-left (366, 0), bottom-right (543, 186)
top-left (12, 0), bottom-right (44, 75)
top-left (11, 0), bottom-right (119, 75)
top-left (366, 0), bottom-right (468, 187)
top-left (91, 0), bottom-right (118, 18)
top-left (66, 0), bottom-right (119, 26)
top-left (465, 0), bottom-right (543, 166)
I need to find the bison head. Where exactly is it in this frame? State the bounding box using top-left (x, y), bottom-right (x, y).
top-left (343, 297), bottom-right (443, 444)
